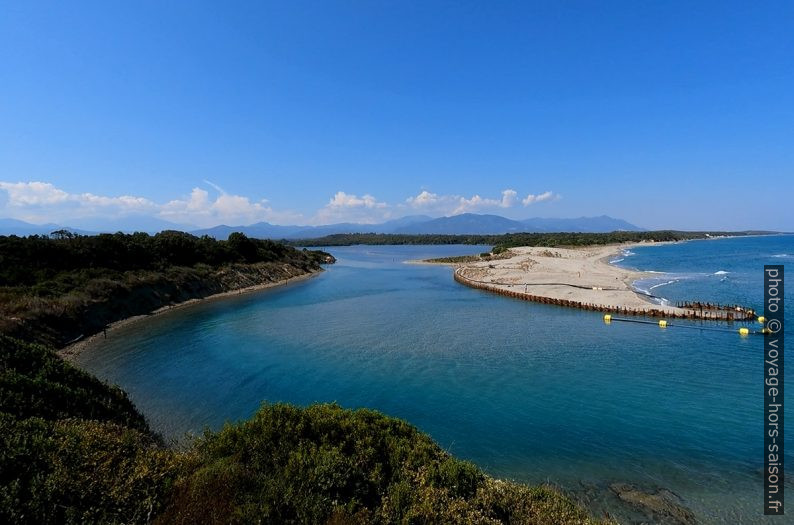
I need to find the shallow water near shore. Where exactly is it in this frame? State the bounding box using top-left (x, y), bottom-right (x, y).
top-left (75, 238), bottom-right (793, 524)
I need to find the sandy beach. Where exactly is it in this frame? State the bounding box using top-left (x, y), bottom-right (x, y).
top-left (58, 269), bottom-right (322, 362)
top-left (445, 242), bottom-right (693, 316)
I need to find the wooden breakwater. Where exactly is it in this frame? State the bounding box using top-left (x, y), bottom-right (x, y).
top-left (453, 268), bottom-right (756, 321)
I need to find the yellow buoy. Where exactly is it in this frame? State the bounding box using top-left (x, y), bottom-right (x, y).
top-left (658, 320), bottom-right (667, 327)
top-left (739, 327), bottom-right (750, 336)
top-left (603, 314), bottom-right (612, 323)
top-left (758, 316), bottom-right (766, 324)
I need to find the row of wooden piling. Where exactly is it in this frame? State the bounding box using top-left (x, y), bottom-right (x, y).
top-left (453, 269), bottom-right (756, 321)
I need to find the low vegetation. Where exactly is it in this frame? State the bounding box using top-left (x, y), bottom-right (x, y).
top-left (0, 231), bottom-right (332, 347)
top-left (424, 251), bottom-right (516, 264)
top-left (0, 336), bottom-right (610, 524)
top-left (0, 335), bottom-right (183, 523)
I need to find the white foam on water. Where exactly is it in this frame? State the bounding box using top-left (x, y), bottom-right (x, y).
top-left (649, 280), bottom-right (677, 291)
top-left (714, 270), bottom-right (729, 275)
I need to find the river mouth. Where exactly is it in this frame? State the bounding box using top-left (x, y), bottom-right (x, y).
top-left (74, 242), bottom-right (793, 524)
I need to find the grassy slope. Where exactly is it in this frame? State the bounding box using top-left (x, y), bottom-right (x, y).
top-left (0, 336), bottom-right (610, 524)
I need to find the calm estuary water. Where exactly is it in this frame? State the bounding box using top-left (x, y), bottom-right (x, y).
top-left (75, 237), bottom-right (793, 524)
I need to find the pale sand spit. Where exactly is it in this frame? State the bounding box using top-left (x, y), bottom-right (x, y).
top-left (450, 242), bottom-right (691, 315)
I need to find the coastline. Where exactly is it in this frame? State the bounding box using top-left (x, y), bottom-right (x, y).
top-left (58, 269), bottom-right (322, 362)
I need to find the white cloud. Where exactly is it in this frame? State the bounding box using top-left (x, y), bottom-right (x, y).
top-left (406, 188), bottom-right (540, 215)
top-left (0, 181), bottom-right (158, 224)
top-left (160, 187), bottom-right (302, 227)
top-left (0, 181), bottom-right (160, 212)
top-left (0, 181), bottom-right (301, 228)
top-left (326, 191), bottom-right (386, 210)
top-left (0, 181), bottom-right (75, 205)
top-left (521, 191), bottom-right (558, 206)
top-left (500, 189), bottom-right (519, 207)
top-left (453, 189), bottom-right (519, 213)
top-left (0, 181), bottom-right (560, 229)
top-left (405, 190), bottom-right (440, 207)
top-left (313, 191), bottom-right (390, 224)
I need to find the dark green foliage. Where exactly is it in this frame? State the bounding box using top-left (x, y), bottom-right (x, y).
top-left (289, 230), bottom-right (771, 249)
top-left (0, 415), bottom-right (184, 525)
top-left (0, 231), bottom-right (330, 287)
top-left (226, 232), bottom-right (259, 263)
top-left (0, 335), bottom-right (148, 430)
top-left (160, 403), bottom-right (471, 523)
top-left (158, 403), bottom-right (608, 525)
top-left (0, 337), bottom-right (183, 524)
top-left (0, 232), bottom-right (332, 346)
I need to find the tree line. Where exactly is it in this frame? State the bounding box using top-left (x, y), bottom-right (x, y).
top-left (286, 230), bottom-right (772, 249)
top-left (0, 230), bottom-right (329, 287)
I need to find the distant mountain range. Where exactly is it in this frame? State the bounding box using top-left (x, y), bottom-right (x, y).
top-left (0, 218), bottom-right (66, 236)
top-left (192, 214), bottom-right (642, 238)
top-left (0, 213), bottom-right (642, 237)
top-left (0, 216), bottom-right (188, 236)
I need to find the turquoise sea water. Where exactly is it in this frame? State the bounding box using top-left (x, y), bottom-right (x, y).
top-left (74, 237), bottom-right (793, 524)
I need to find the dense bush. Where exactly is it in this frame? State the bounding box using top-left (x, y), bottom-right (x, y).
top-left (0, 415), bottom-right (185, 525)
top-left (0, 335), bottom-right (147, 430)
top-left (0, 336), bottom-right (182, 524)
top-left (158, 403), bottom-right (606, 525)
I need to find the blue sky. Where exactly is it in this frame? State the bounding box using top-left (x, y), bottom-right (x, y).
top-left (1, 1), bottom-right (792, 230)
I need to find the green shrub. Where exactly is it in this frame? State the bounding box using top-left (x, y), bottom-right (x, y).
top-left (0, 415), bottom-right (185, 525)
top-left (157, 403), bottom-right (609, 525)
top-left (0, 335), bottom-right (148, 430)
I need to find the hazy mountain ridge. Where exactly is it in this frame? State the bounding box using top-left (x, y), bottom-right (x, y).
top-left (1, 213), bottom-right (642, 238)
top-left (191, 214), bottom-right (643, 237)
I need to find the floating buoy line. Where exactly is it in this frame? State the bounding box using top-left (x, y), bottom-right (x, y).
top-left (603, 314), bottom-right (769, 336)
